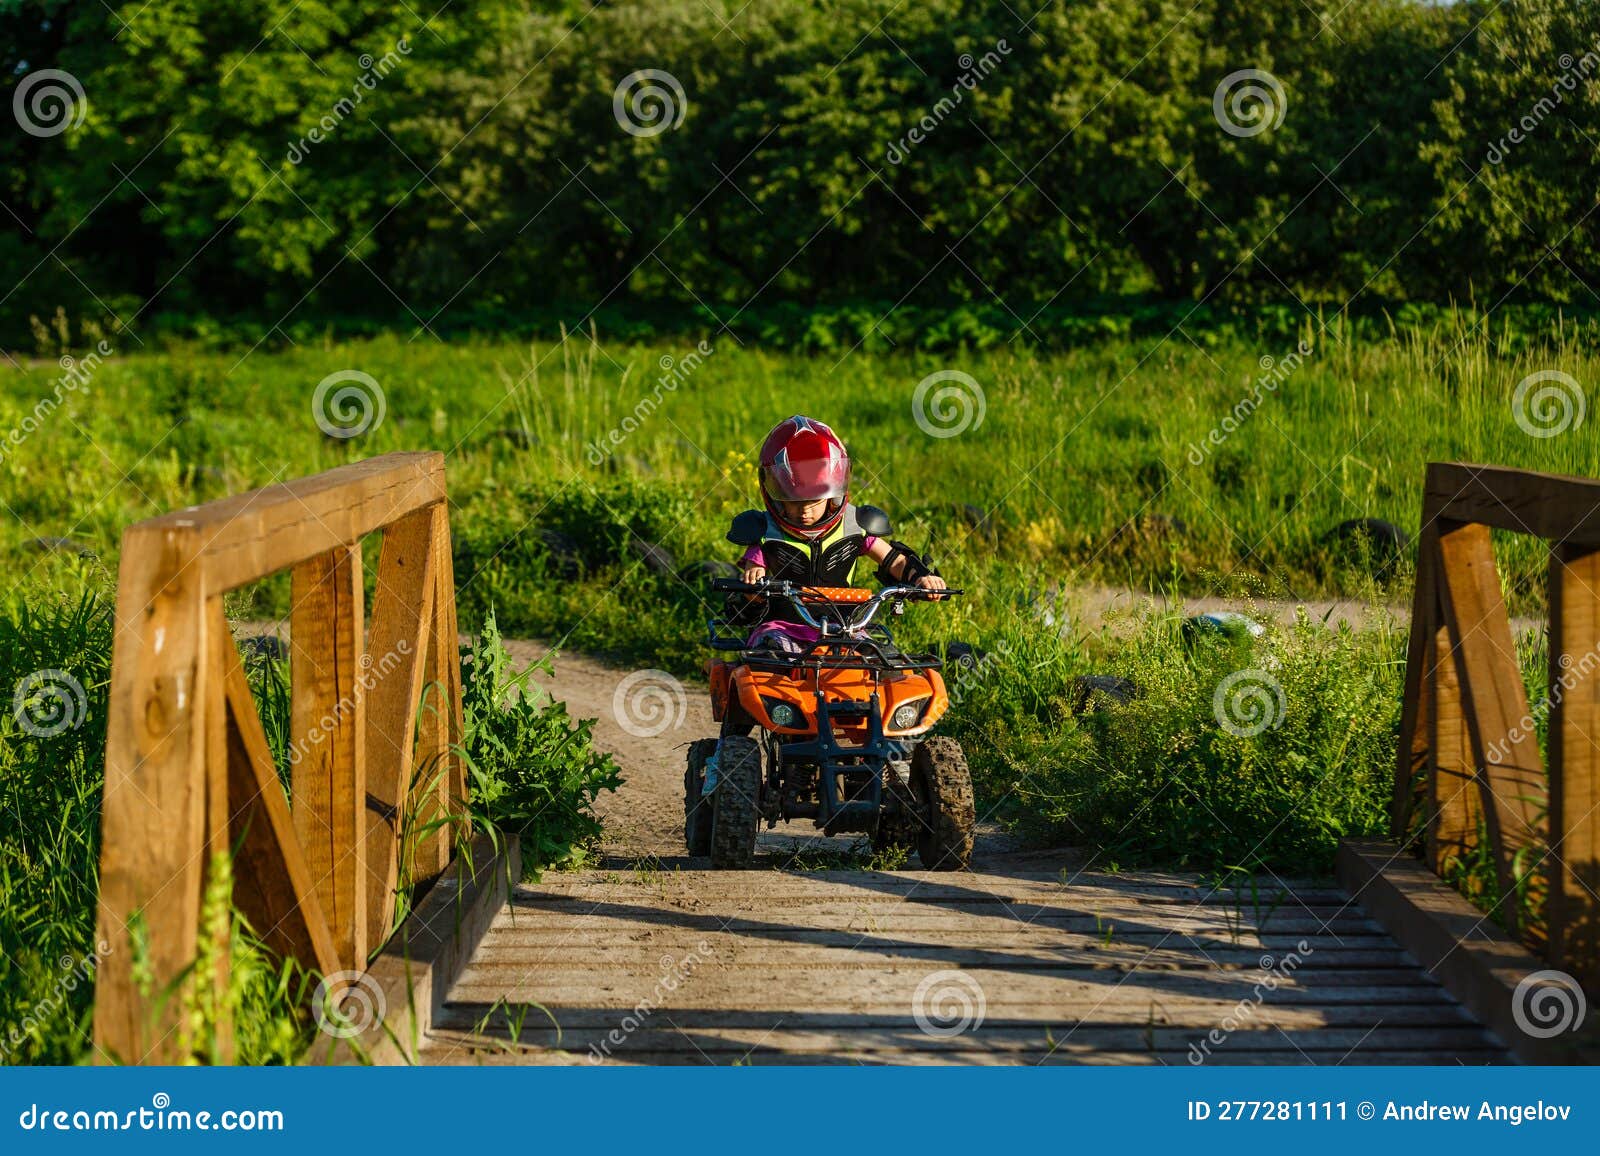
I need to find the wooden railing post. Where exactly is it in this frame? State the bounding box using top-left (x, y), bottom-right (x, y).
top-left (1436, 519), bottom-right (1544, 934)
top-left (290, 543), bottom-right (368, 972)
top-left (1549, 543), bottom-right (1600, 990)
top-left (1428, 623), bottom-right (1482, 874)
top-left (1393, 518), bottom-right (1440, 839)
top-left (363, 507), bottom-right (437, 947)
top-left (415, 502), bottom-right (465, 879)
top-left (93, 523), bottom-right (211, 1064)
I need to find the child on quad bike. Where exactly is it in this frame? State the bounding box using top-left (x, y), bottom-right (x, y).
top-left (728, 415), bottom-right (946, 656)
top-left (691, 414), bottom-right (975, 868)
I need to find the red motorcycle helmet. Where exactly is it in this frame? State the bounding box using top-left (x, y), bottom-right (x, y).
top-left (758, 415), bottom-right (851, 539)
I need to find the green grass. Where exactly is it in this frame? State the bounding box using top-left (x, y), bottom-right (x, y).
top-left (0, 589), bottom-right (619, 1064)
top-left (5, 312), bottom-right (1594, 637)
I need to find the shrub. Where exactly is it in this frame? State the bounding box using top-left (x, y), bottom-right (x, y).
top-left (461, 611), bottom-right (622, 874)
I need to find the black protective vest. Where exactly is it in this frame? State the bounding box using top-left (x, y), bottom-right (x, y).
top-left (727, 504), bottom-right (890, 623)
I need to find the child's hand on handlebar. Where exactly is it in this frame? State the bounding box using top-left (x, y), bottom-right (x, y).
top-left (917, 574), bottom-right (948, 600)
top-left (739, 564), bottom-right (766, 596)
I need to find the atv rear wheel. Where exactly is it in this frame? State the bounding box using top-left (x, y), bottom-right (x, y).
top-left (710, 736), bottom-right (763, 868)
top-left (683, 738), bottom-right (718, 856)
top-left (912, 737), bottom-right (975, 870)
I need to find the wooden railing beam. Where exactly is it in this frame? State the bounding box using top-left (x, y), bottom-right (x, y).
top-left (1426, 462), bottom-right (1600, 546)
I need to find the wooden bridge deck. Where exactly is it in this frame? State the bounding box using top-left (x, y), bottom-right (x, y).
top-left (417, 868), bottom-right (1509, 1065)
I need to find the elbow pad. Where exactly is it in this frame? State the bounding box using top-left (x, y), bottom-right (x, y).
top-left (875, 540), bottom-right (936, 585)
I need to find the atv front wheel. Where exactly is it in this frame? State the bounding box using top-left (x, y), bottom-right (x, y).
top-left (710, 736), bottom-right (763, 868)
top-left (684, 738), bottom-right (719, 856)
top-left (912, 737), bottom-right (975, 870)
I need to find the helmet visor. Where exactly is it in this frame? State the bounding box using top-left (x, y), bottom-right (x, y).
top-left (765, 439), bottom-right (849, 502)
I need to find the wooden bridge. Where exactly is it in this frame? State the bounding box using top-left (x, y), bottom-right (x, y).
top-left (91, 454), bottom-right (1598, 1065)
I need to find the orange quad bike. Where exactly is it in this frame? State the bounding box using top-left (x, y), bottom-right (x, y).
top-left (686, 577), bottom-right (976, 869)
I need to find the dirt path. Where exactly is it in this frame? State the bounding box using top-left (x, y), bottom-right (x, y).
top-left (502, 640), bottom-right (697, 864)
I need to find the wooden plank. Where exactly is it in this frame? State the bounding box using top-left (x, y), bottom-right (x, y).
top-left (1426, 461), bottom-right (1600, 546)
top-left (441, 984), bottom-right (1467, 1026)
top-left (432, 501), bottom-right (467, 822)
top-left (1436, 520), bottom-right (1545, 928)
top-left (428, 1017), bottom-right (1501, 1057)
top-left (413, 502), bottom-right (463, 879)
top-left (362, 507), bottom-right (437, 949)
top-left (513, 874), bottom-right (1349, 902)
top-left (427, 1046), bottom-right (1510, 1067)
top-left (202, 605), bottom-right (236, 1064)
top-left (1337, 838), bottom-right (1600, 1064)
top-left (93, 523), bottom-right (210, 1064)
top-left (290, 544), bottom-right (367, 971)
top-left (1549, 543), bottom-right (1600, 991)
top-left (133, 452), bottom-right (445, 593)
top-left (1393, 515), bottom-right (1440, 837)
top-left (209, 606), bottom-right (341, 979)
top-left (1427, 624), bottom-right (1481, 872)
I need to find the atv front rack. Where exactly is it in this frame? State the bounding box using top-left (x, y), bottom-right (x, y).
top-left (781, 689), bottom-right (907, 827)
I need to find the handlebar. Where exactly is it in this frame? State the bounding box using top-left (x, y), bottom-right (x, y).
top-left (709, 578), bottom-right (963, 635)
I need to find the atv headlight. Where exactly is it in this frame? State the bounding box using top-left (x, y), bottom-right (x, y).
top-left (766, 701), bottom-right (800, 728)
top-left (891, 701), bottom-right (927, 730)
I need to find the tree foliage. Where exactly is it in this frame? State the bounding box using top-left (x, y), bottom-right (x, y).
top-left (0, 0), bottom-right (1594, 339)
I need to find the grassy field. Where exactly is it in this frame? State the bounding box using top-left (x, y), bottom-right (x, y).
top-left (3, 315), bottom-right (1586, 885)
top-left (7, 313), bottom-right (1595, 621)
